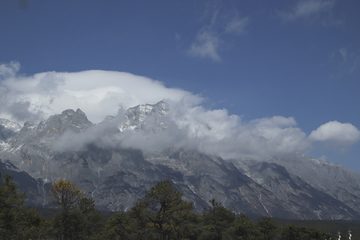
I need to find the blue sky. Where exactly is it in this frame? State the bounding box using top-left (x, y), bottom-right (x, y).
top-left (1, 0), bottom-right (360, 172)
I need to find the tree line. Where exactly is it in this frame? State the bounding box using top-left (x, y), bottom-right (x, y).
top-left (0, 172), bottom-right (336, 239)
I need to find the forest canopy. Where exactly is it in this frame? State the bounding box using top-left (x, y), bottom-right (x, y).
top-left (0, 173), bottom-right (349, 240)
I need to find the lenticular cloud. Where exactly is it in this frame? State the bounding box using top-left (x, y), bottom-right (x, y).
top-left (0, 61), bottom-right (327, 159)
top-left (0, 62), bottom-right (199, 123)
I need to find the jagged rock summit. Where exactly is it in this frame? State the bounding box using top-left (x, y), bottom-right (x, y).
top-left (1, 102), bottom-right (360, 220)
top-left (0, 118), bottom-right (21, 141)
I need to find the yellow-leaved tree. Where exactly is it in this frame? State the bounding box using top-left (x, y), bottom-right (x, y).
top-left (50, 179), bottom-right (84, 240)
top-left (50, 179), bottom-right (104, 240)
top-left (51, 179), bottom-right (83, 211)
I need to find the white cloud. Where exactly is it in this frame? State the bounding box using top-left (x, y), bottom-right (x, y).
top-left (0, 61), bottom-right (20, 79)
top-left (278, 0), bottom-right (336, 23)
top-left (309, 121), bottom-right (360, 144)
top-left (0, 63), bottom-right (200, 123)
top-left (5, 62), bottom-right (358, 162)
top-left (188, 28), bottom-right (222, 62)
top-left (46, 95), bottom-right (312, 160)
top-left (249, 116), bottom-right (310, 154)
top-left (112, 106), bottom-right (310, 160)
top-left (2, 62), bottom-right (359, 162)
top-left (0, 62), bottom-right (315, 160)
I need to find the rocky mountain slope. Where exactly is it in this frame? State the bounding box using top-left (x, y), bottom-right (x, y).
top-left (1, 102), bottom-right (360, 220)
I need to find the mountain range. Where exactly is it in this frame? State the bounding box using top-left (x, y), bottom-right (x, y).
top-left (1, 101), bottom-right (360, 220)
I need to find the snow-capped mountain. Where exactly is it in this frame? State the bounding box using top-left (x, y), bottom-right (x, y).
top-left (0, 118), bottom-right (21, 141)
top-left (119, 101), bottom-right (170, 132)
top-left (1, 102), bottom-right (360, 220)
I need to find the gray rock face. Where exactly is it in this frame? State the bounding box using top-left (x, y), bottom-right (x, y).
top-left (0, 118), bottom-right (21, 141)
top-left (146, 151), bottom-right (360, 219)
top-left (250, 154), bottom-right (360, 215)
top-left (1, 103), bottom-right (360, 219)
top-left (234, 160), bottom-right (359, 219)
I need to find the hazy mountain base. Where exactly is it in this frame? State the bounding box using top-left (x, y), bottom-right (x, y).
top-left (1, 104), bottom-right (360, 220)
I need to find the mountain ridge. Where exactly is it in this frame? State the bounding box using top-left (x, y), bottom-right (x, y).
top-left (0, 102), bottom-right (360, 220)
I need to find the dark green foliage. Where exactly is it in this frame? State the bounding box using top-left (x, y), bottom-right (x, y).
top-left (257, 217), bottom-right (279, 240)
top-left (0, 172), bottom-right (26, 237)
top-left (199, 199), bottom-right (236, 240)
top-left (280, 224), bottom-right (305, 240)
top-left (275, 218), bottom-right (360, 239)
top-left (52, 208), bottom-right (83, 239)
top-left (50, 180), bottom-right (104, 240)
top-left (79, 197), bottom-right (105, 238)
top-left (224, 213), bottom-right (260, 240)
top-left (143, 180), bottom-right (196, 240)
top-left (0, 176), bottom-right (339, 240)
top-left (280, 224), bottom-right (332, 240)
top-left (104, 180), bottom-right (198, 240)
top-left (103, 211), bottom-right (134, 239)
top-left (102, 201), bottom-right (153, 240)
top-left (0, 172), bottom-right (44, 239)
top-left (51, 197), bottom-right (104, 240)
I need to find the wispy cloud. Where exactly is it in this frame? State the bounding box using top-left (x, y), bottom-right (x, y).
top-left (225, 16), bottom-right (249, 35)
top-left (278, 0), bottom-right (338, 24)
top-left (329, 47), bottom-right (360, 76)
top-left (187, 7), bottom-right (249, 61)
top-left (188, 28), bottom-right (222, 62)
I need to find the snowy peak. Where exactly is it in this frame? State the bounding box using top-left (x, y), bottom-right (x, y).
top-left (0, 118), bottom-right (21, 141)
top-left (120, 101), bottom-right (170, 131)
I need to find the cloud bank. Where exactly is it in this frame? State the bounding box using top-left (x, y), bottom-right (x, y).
top-left (0, 62), bottom-right (198, 123)
top-left (1, 62), bottom-right (359, 160)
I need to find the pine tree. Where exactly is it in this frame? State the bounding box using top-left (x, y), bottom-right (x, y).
top-left (198, 199), bottom-right (235, 240)
top-left (0, 172), bottom-right (43, 239)
top-left (142, 180), bottom-right (195, 240)
top-left (50, 179), bottom-right (84, 240)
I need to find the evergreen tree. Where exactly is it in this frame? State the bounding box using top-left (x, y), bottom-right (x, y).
top-left (199, 199), bottom-right (236, 240)
top-left (280, 224), bottom-right (332, 240)
top-left (50, 179), bottom-right (84, 240)
top-left (105, 180), bottom-right (197, 240)
top-left (142, 180), bottom-right (196, 240)
top-left (224, 213), bottom-right (260, 240)
top-left (0, 172), bottom-right (43, 239)
top-left (256, 217), bottom-right (279, 240)
top-left (280, 224), bottom-right (306, 240)
top-left (79, 197), bottom-right (105, 239)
